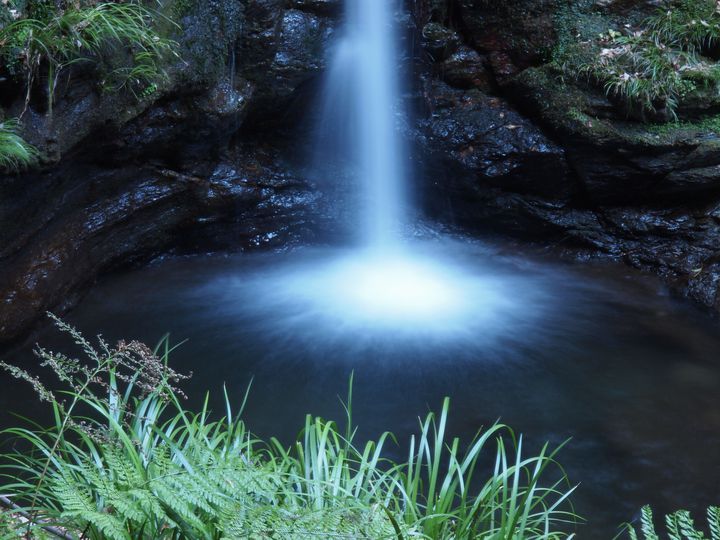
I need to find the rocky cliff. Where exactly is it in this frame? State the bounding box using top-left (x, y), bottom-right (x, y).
top-left (412, 0), bottom-right (720, 315)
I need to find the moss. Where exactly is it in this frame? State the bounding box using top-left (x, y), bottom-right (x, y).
top-left (169, 0), bottom-right (197, 19)
top-left (646, 112), bottom-right (720, 135)
top-left (552, 0), bottom-right (607, 64)
top-left (514, 65), bottom-right (716, 147)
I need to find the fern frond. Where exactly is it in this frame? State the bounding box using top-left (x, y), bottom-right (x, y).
top-left (641, 506), bottom-right (660, 540)
top-left (709, 507), bottom-right (720, 540)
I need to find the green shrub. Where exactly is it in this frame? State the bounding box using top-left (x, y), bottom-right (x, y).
top-left (0, 316), bottom-right (579, 539)
top-left (0, 118), bottom-right (37, 171)
top-left (0, 1), bottom-right (178, 112)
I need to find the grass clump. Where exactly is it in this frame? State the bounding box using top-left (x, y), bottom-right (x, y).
top-left (0, 1), bottom-right (178, 113)
top-left (0, 117), bottom-right (37, 171)
top-left (557, 0), bottom-right (720, 121)
top-left (623, 505), bottom-right (720, 540)
top-left (0, 316), bottom-right (579, 539)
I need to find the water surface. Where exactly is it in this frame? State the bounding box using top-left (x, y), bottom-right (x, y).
top-left (3, 237), bottom-right (720, 537)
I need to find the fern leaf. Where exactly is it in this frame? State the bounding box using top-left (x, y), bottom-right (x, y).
top-left (641, 505), bottom-right (660, 540)
top-left (676, 510), bottom-right (706, 540)
top-left (666, 511), bottom-right (683, 540)
top-left (709, 507), bottom-right (720, 540)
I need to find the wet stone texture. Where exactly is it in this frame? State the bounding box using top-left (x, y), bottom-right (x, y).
top-left (0, 0), bottom-right (341, 344)
top-left (3, 0), bottom-right (720, 343)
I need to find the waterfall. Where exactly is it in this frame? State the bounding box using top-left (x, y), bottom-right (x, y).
top-left (270, 0), bottom-right (509, 331)
top-left (319, 0), bottom-right (405, 248)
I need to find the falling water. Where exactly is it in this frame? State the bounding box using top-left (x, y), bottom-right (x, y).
top-left (320, 0), bottom-right (405, 248)
top-left (185, 0), bottom-right (535, 336)
top-left (300, 0), bottom-right (517, 327)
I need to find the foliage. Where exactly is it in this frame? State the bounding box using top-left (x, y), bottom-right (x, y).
top-left (169, 0), bottom-right (196, 19)
top-left (557, 0), bottom-right (720, 121)
top-left (0, 317), bottom-right (579, 539)
top-left (624, 505), bottom-right (720, 540)
top-left (0, 1), bottom-right (178, 112)
top-left (0, 117), bottom-right (37, 171)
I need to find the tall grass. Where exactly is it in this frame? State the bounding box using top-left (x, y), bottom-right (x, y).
top-left (0, 2), bottom-right (178, 113)
top-left (0, 318), bottom-right (580, 539)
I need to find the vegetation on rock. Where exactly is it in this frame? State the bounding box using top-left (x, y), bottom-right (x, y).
top-left (555, 0), bottom-right (720, 121)
top-left (0, 318), bottom-right (579, 539)
top-left (0, 0), bottom-right (180, 171)
top-left (0, 0), bottom-right (177, 109)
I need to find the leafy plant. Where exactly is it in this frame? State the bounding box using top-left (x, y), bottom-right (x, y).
top-left (588, 32), bottom-right (698, 120)
top-left (559, 0), bottom-right (720, 121)
top-left (624, 505), bottom-right (720, 540)
top-left (648, 0), bottom-right (720, 55)
top-left (0, 317), bottom-right (580, 539)
top-left (0, 1), bottom-right (178, 113)
top-left (0, 118), bottom-right (37, 171)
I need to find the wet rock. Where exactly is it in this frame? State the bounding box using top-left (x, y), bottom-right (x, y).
top-left (234, 0), bottom-right (285, 85)
top-left (659, 165), bottom-right (720, 198)
top-left (237, 3), bottom-right (336, 126)
top-left (290, 0), bottom-right (343, 17)
top-left (507, 66), bottom-right (720, 205)
top-left (687, 263), bottom-right (720, 312)
top-left (455, 0), bottom-right (560, 81)
top-left (420, 165), bottom-right (720, 313)
top-left (0, 0), bottom-right (343, 344)
top-left (421, 22), bottom-right (462, 61)
top-left (0, 144), bottom-right (326, 345)
top-left (175, 0), bottom-right (244, 82)
top-left (440, 46), bottom-right (493, 92)
top-left (272, 10), bottom-right (329, 92)
top-left (414, 2), bottom-right (720, 314)
top-left (416, 79), bottom-right (573, 199)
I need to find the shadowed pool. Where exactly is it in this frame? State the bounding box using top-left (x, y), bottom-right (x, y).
top-left (3, 236), bottom-right (719, 538)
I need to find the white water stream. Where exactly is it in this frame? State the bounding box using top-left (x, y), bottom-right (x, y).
top-left (290, 0), bottom-right (517, 330)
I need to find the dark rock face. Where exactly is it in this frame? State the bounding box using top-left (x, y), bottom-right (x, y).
top-left (506, 67), bottom-right (720, 206)
top-left (416, 79), bottom-right (572, 199)
top-left (237, 0), bottom-right (337, 127)
top-left (0, 0), bottom-right (342, 344)
top-left (410, 0), bottom-right (720, 315)
top-left (0, 141), bottom-right (328, 344)
top-left (454, 0), bottom-right (561, 82)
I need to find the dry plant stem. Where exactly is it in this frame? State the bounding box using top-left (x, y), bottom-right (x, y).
top-left (25, 358), bottom-right (111, 537)
top-left (0, 495), bottom-right (73, 540)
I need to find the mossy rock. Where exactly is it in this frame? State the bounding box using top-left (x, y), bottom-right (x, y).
top-left (512, 64), bottom-right (720, 147)
top-left (510, 64), bottom-right (720, 203)
top-left (549, 0), bottom-right (720, 123)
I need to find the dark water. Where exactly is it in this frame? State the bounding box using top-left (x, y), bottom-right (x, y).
top-left (2, 237), bottom-right (720, 537)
